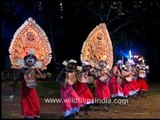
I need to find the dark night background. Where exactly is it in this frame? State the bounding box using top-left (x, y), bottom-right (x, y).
top-left (1, 0), bottom-right (160, 82)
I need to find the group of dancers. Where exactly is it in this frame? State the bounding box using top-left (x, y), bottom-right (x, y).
top-left (56, 56), bottom-right (150, 119)
top-left (12, 51), bottom-right (149, 119)
top-left (9, 18), bottom-right (150, 119)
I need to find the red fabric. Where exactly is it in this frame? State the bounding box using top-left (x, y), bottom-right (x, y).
top-left (137, 77), bottom-right (148, 91)
top-left (108, 76), bottom-right (124, 97)
top-left (95, 80), bottom-right (110, 99)
top-left (121, 79), bottom-right (139, 97)
top-left (61, 84), bottom-right (81, 112)
top-left (131, 79), bottom-right (140, 91)
top-left (21, 81), bottom-right (40, 117)
top-left (74, 82), bottom-right (94, 106)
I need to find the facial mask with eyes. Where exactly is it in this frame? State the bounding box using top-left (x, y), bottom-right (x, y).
top-left (139, 63), bottom-right (146, 70)
top-left (99, 61), bottom-right (107, 68)
top-left (24, 55), bottom-right (37, 67)
top-left (67, 62), bottom-right (77, 71)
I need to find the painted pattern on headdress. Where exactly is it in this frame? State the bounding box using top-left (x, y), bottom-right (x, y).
top-left (9, 17), bottom-right (52, 69)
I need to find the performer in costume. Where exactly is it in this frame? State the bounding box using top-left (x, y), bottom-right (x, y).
top-left (80, 23), bottom-right (114, 110)
top-left (95, 58), bottom-right (112, 111)
top-left (131, 58), bottom-right (139, 81)
top-left (136, 59), bottom-right (149, 97)
top-left (129, 59), bottom-right (140, 98)
top-left (121, 60), bottom-right (139, 98)
top-left (74, 61), bottom-right (94, 116)
top-left (80, 23), bottom-right (114, 94)
top-left (108, 60), bottom-right (124, 98)
top-left (9, 18), bottom-right (52, 119)
top-left (56, 59), bottom-right (81, 119)
top-left (13, 50), bottom-right (46, 119)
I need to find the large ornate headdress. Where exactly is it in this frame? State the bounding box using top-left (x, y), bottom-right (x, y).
top-left (80, 23), bottom-right (113, 70)
top-left (9, 17), bottom-right (52, 69)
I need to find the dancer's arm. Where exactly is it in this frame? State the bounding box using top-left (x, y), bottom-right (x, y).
top-left (34, 68), bottom-right (46, 79)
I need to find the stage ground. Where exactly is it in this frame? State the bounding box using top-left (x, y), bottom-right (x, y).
top-left (2, 80), bottom-right (160, 119)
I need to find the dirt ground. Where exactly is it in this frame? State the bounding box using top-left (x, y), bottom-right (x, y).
top-left (2, 80), bottom-right (160, 119)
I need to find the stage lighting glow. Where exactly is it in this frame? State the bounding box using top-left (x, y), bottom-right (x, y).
top-left (129, 50), bottom-right (133, 59)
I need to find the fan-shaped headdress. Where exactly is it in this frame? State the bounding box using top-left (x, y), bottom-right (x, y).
top-left (80, 23), bottom-right (113, 70)
top-left (9, 17), bottom-right (52, 69)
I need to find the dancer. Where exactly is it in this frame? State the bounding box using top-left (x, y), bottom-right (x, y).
top-left (95, 59), bottom-right (112, 111)
top-left (74, 61), bottom-right (94, 116)
top-left (13, 50), bottom-right (46, 119)
top-left (109, 60), bottom-right (124, 98)
top-left (56, 59), bottom-right (81, 119)
top-left (121, 60), bottom-right (139, 99)
top-left (9, 18), bottom-right (52, 119)
top-left (137, 59), bottom-right (149, 97)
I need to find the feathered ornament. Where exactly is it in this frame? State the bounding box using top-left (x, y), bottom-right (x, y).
top-left (62, 60), bottom-right (68, 66)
